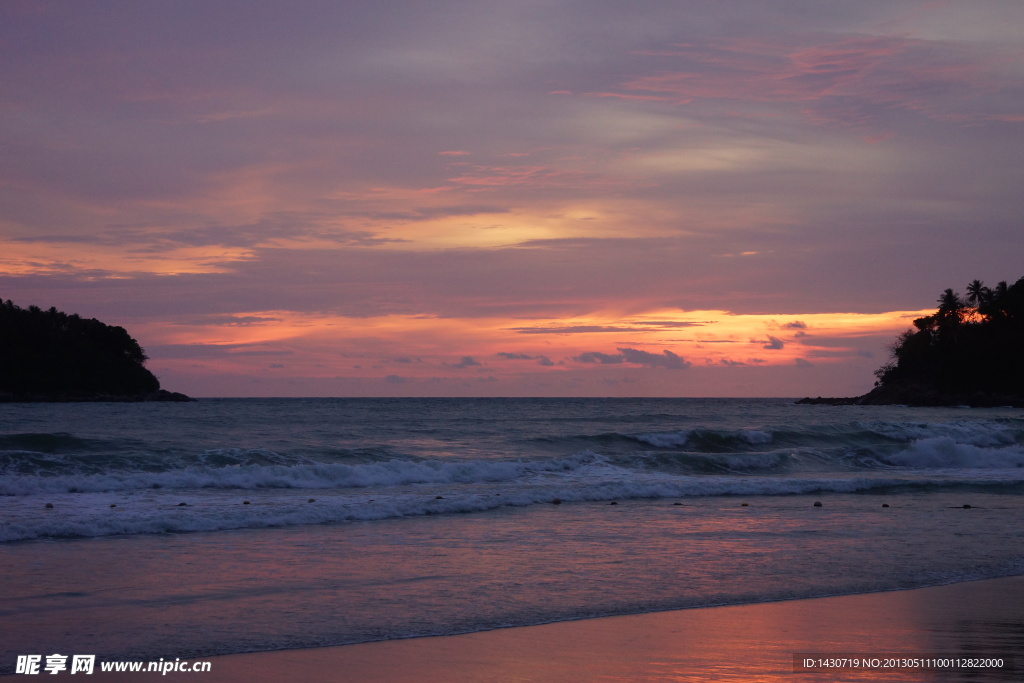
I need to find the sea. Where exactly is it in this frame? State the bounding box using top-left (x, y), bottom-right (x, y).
top-left (2, 397), bottom-right (1023, 670)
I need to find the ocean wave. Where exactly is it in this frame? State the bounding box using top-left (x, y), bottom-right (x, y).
top-left (4, 433), bottom-right (1024, 498)
top-left (0, 451), bottom-right (611, 496)
top-left (0, 432), bottom-right (114, 452)
top-left (609, 450), bottom-right (792, 475)
top-left (881, 437), bottom-right (1024, 469)
top-left (632, 428), bottom-right (773, 450)
top-left (5, 472), bottom-right (1023, 542)
top-left (624, 420), bottom-right (1023, 454)
top-left (852, 419), bottom-right (1023, 448)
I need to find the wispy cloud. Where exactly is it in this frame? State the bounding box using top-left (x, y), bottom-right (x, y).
top-left (616, 34), bottom-right (1022, 131)
top-left (510, 321), bottom-right (707, 334)
top-left (497, 352), bottom-right (555, 366)
top-left (574, 347), bottom-right (690, 370)
top-left (447, 355), bottom-right (482, 369)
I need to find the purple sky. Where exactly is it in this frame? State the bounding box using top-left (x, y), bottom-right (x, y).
top-left (2, 1), bottom-right (1022, 396)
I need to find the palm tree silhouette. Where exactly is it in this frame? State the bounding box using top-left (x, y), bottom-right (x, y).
top-left (935, 288), bottom-right (964, 328)
top-left (868, 276), bottom-right (1024, 405)
top-left (965, 280), bottom-right (990, 308)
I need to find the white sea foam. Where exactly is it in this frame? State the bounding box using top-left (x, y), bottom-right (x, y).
top-left (0, 451), bottom-right (610, 496)
top-left (634, 430), bottom-right (691, 447)
top-left (883, 437), bottom-right (1024, 469)
top-left (633, 428), bottom-right (773, 448)
top-left (5, 467), bottom-right (1023, 542)
top-left (741, 429), bottom-right (773, 443)
top-left (860, 420), bottom-right (1021, 448)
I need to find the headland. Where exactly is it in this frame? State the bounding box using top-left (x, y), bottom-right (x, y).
top-left (800, 277), bottom-right (1024, 407)
top-left (0, 299), bottom-right (194, 402)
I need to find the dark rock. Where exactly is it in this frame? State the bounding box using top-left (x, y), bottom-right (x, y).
top-left (797, 381), bottom-right (1024, 408)
top-left (143, 390), bottom-right (196, 402)
top-left (0, 390), bottom-right (196, 403)
top-left (795, 396), bottom-right (860, 405)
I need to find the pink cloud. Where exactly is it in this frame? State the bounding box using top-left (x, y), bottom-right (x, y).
top-left (581, 91), bottom-right (673, 102)
top-left (445, 164), bottom-right (621, 191)
top-left (616, 35), bottom-right (1013, 130)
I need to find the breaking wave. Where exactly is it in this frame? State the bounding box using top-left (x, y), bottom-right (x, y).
top-left (3, 406), bottom-right (1023, 541)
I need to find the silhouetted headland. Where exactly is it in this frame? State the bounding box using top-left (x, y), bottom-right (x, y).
top-left (799, 277), bottom-right (1024, 407)
top-left (0, 299), bottom-right (194, 402)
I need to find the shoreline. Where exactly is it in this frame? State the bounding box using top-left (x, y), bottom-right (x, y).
top-left (0, 389), bottom-right (195, 402)
top-left (80, 574), bottom-right (1024, 682)
top-left (797, 383), bottom-right (1024, 408)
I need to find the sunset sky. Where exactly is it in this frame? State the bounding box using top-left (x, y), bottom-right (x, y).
top-left (2, 1), bottom-right (1022, 397)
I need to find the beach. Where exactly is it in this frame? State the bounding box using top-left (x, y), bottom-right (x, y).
top-left (3, 398), bottom-right (1023, 679)
top-left (79, 576), bottom-right (1023, 682)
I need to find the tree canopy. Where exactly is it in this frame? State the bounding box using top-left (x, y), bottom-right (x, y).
top-left (0, 299), bottom-right (162, 398)
top-left (872, 276), bottom-right (1024, 401)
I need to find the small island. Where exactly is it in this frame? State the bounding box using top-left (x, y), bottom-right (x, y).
top-left (0, 299), bottom-right (193, 402)
top-left (800, 277), bottom-right (1024, 407)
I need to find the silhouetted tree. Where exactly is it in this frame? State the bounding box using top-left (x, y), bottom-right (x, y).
top-left (0, 299), bottom-right (161, 397)
top-left (935, 289), bottom-right (964, 329)
top-left (875, 277), bottom-right (1024, 399)
top-left (965, 279), bottom-right (990, 308)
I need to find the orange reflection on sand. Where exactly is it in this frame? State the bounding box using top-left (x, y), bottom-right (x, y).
top-left (113, 573), bottom-right (1024, 682)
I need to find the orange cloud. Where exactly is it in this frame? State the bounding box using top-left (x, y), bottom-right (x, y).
top-left (144, 307), bottom-right (931, 388)
top-left (0, 240), bottom-right (255, 276)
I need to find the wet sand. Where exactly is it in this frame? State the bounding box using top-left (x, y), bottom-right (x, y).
top-left (85, 575), bottom-right (1024, 682)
